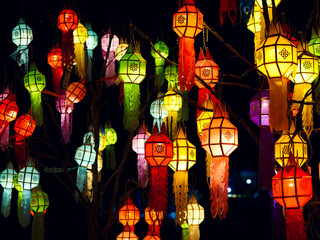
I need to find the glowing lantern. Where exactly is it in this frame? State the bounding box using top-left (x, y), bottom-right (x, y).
top-left (56, 93), bottom-right (74, 144)
top-left (57, 9), bottom-right (78, 32)
top-left (47, 44), bottom-right (64, 94)
top-left (18, 158), bottom-right (40, 228)
top-left (105, 125), bottom-right (117, 170)
top-left (118, 43), bottom-right (147, 132)
top-left (0, 162), bottom-right (16, 218)
top-left (169, 127), bottom-right (196, 226)
top-left (73, 22), bottom-right (88, 79)
top-left (65, 80), bottom-right (86, 105)
top-left (145, 123), bottom-right (173, 213)
top-left (165, 64), bottom-right (179, 90)
top-left (173, 0), bottom-right (203, 92)
top-left (86, 24), bottom-right (98, 82)
top-left (119, 198), bottom-right (140, 228)
top-left (132, 125), bottom-right (151, 188)
top-left (256, 22), bottom-right (297, 132)
top-left (30, 187), bottom-right (49, 240)
top-left (150, 92), bottom-right (168, 128)
top-left (144, 207), bottom-right (164, 240)
top-left (117, 225), bottom-right (139, 240)
top-left (115, 38), bottom-right (129, 61)
top-left (201, 101), bottom-right (238, 219)
top-left (10, 18), bottom-right (33, 72)
top-left (290, 41), bottom-right (319, 138)
top-left (14, 113), bottom-right (36, 166)
top-left (308, 28), bottom-right (320, 58)
top-left (187, 195), bottom-right (204, 240)
top-left (272, 154), bottom-right (312, 240)
top-left (151, 41), bottom-right (169, 89)
top-left (101, 30), bottom-right (119, 78)
top-left (164, 86), bottom-right (183, 140)
top-left (24, 63), bottom-right (46, 126)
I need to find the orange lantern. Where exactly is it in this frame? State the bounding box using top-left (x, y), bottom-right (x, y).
top-left (144, 207), bottom-right (164, 240)
top-left (145, 123), bottom-right (173, 213)
top-left (117, 225), bottom-right (139, 240)
top-left (118, 198), bottom-right (140, 239)
top-left (47, 44), bottom-right (64, 94)
top-left (65, 80), bottom-right (86, 105)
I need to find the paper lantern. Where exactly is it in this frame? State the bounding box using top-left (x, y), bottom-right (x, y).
top-left (163, 86), bottom-right (183, 140)
top-left (173, 0), bottom-right (203, 92)
top-left (145, 123), bottom-right (173, 213)
top-left (115, 38), bottom-right (129, 61)
top-left (0, 162), bottom-right (17, 218)
top-left (73, 22), bottom-right (88, 80)
top-left (14, 113), bottom-right (36, 166)
top-left (10, 18), bottom-right (33, 72)
top-left (118, 44), bottom-right (147, 132)
top-left (57, 9), bottom-right (78, 32)
top-left (56, 93), bottom-right (74, 144)
top-left (117, 225), bottom-right (139, 240)
top-left (272, 154), bottom-right (312, 240)
top-left (65, 80), bottom-right (86, 104)
top-left (101, 31), bottom-right (119, 78)
top-left (308, 28), bottom-right (320, 58)
top-left (24, 63), bottom-right (46, 126)
top-left (187, 195), bottom-right (204, 240)
top-left (201, 101), bottom-right (238, 219)
top-left (165, 65), bottom-right (179, 90)
top-left (18, 159), bottom-right (40, 228)
top-left (256, 22), bottom-right (297, 132)
top-left (169, 127), bottom-right (196, 226)
top-left (86, 24), bottom-right (98, 82)
top-left (250, 90), bottom-right (270, 127)
top-left (150, 92), bottom-right (168, 128)
top-left (151, 41), bottom-right (169, 89)
top-left (47, 45), bottom-right (64, 94)
top-left (105, 126), bottom-right (117, 170)
top-left (144, 207), bottom-right (164, 240)
top-left (30, 187), bottom-right (49, 240)
top-left (119, 198), bottom-right (140, 228)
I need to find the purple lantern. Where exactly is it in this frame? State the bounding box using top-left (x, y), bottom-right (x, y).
top-left (56, 93), bottom-right (74, 144)
top-left (250, 90), bottom-right (270, 127)
top-left (101, 29), bottom-right (119, 81)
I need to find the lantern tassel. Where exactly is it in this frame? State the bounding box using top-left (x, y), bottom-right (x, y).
top-left (1, 188), bottom-right (13, 218)
top-left (182, 225), bottom-right (189, 240)
top-left (17, 191), bottom-right (23, 225)
top-left (74, 44), bottom-right (87, 80)
top-left (30, 92), bottom-right (43, 127)
top-left (154, 58), bottom-right (165, 89)
top-left (149, 166), bottom-right (168, 213)
top-left (10, 46), bottom-right (29, 72)
top-left (137, 155), bottom-right (149, 188)
top-left (61, 112), bottom-right (71, 144)
top-left (31, 212), bottom-right (45, 240)
top-left (105, 145), bottom-right (116, 170)
top-left (285, 208), bottom-right (307, 240)
top-left (86, 170), bottom-right (93, 201)
top-left (52, 67), bottom-right (64, 94)
top-left (21, 189), bottom-right (31, 228)
top-left (87, 50), bottom-right (93, 82)
top-left (173, 171), bottom-right (188, 226)
top-left (0, 122), bottom-right (10, 151)
top-left (210, 156), bottom-right (229, 219)
top-left (188, 225), bottom-right (200, 240)
top-left (76, 166), bottom-right (87, 194)
top-left (123, 83), bottom-right (140, 132)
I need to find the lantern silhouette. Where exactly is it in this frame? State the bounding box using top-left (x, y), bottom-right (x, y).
top-left (118, 43), bottom-right (147, 132)
top-left (290, 41), bottom-right (319, 138)
top-left (18, 158), bottom-right (40, 228)
top-left (308, 28), bottom-right (320, 58)
top-left (47, 44), bottom-right (64, 94)
top-left (24, 63), bottom-right (46, 126)
top-left (187, 195), bottom-right (204, 240)
top-left (201, 101), bottom-right (238, 219)
top-left (73, 22), bottom-right (88, 80)
top-left (165, 64), bottom-right (179, 90)
top-left (14, 113), bottom-right (36, 166)
top-left (115, 38), bottom-right (129, 61)
top-left (56, 93), bottom-right (74, 144)
top-left (30, 187), bottom-right (49, 240)
top-left (86, 24), bottom-right (98, 82)
top-left (145, 123), bottom-right (173, 213)
top-left (272, 154), bottom-right (312, 240)
top-left (0, 162), bottom-right (16, 218)
top-left (150, 92), bottom-right (168, 128)
top-left (169, 127), bottom-right (196, 226)
top-left (151, 41), bottom-right (169, 89)
top-left (173, 0), bottom-right (203, 92)
top-left (163, 86), bottom-right (183, 140)
top-left (132, 125), bottom-right (151, 188)
top-left (144, 206), bottom-right (164, 240)
top-left (10, 18), bottom-right (33, 72)
top-left (256, 22), bottom-right (297, 132)
top-left (105, 125), bottom-right (117, 170)
top-left (65, 80), bottom-right (86, 106)
top-left (101, 30), bottom-right (119, 78)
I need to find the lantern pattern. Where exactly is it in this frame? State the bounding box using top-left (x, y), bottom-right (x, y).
top-left (118, 44), bottom-right (147, 132)
top-left (0, 162), bottom-right (16, 218)
top-left (101, 30), bottom-right (119, 79)
top-left (115, 38), bottom-right (129, 61)
top-left (151, 41), bottom-right (169, 89)
top-left (187, 195), bottom-right (204, 240)
top-left (173, 0), bottom-right (203, 92)
top-left (165, 64), bottom-right (179, 90)
top-left (105, 125), bottom-right (117, 170)
top-left (145, 123), bottom-right (173, 213)
top-left (256, 22), bottom-right (297, 132)
top-left (169, 127), bottom-right (196, 226)
top-left (144, 206), bottom-right (164, 239)
top-left (24, 63), bottom-right (46, 126)
top-left (47, 44), bottom-right (64, 94)
top-left (132, 125), bottom-right (151, 188)
top-left (272, 154), bottom-right (312, 240)
top-left (150, 92), bottom-right (168, 129)
top-left (18, 158), bottom-right (40, 228)
top-left (201, 101), bottom-right (238, 219)
top-left (73, 22), bottom-right (88, 80)
top-left (56, 93), bottom-right (74, 144)
top-left (10, 18), bottom-right (33, 72)
top-left (86, 24), bottom-right (98, 82)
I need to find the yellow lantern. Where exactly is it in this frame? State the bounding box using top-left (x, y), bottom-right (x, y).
top-left (187, 195), bottom-right (204, 240)
top-left (73, 22), bottom-right (88, 79)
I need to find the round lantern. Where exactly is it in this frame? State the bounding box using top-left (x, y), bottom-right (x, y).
top-left (65, 80), bottom-right (86, 104)
top-left (187, 195), bottom-right (205, 240)
top-left (308, 28), bottom-right (320, 58)
top-left (151, 41), bottom-right (169, 89)
top-left (86, 24), bottom-right (98, 82)
top-left (105, 126), bottom-right (117, 170)
top-left (150, 92), bottom-right (168, 128)
top-left (47, 45), bottom-right (64, 94)
top-left (119, 198), bottom-right (140, 227)
top-left (249, 90), bottom-right (270, 127)
top-left (115, 39), bottom-right (129, 61)
top-left (57, 9), bottom-right (78, 32)
top-left (165, 64), bottom-right (179, 90)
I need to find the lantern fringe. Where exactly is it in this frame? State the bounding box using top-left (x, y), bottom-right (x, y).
top-left (285, 208), bottom-right (307, 240)
top-left (182, 226), bottom-right (189, 240)
top-left (154, 58), bottom-right (165, 89)
top-left (10, 47), bottom-right (29, 73)
top-left (21, 190), bottom-right (32, 228)
top-left (0, 122), bottom-right (10, 151)
top-left (137, 156), bottom-right (149, 188)
top-left (178, 37), bottom-right (196, 92)
top-left (61, 112), bottom-right (71, 144)
top-left (17, 191), bottom-right (23, 225)
top-left (86, 170), bottom-right (93, 201)
top-left (32, 213), bottom-right (45, 240)
top-left (1, 188), bottom-right (13, 218)
top-left (173, 171), bottom-right (189, 226)
top-left (123, 84), bottom-right (140, 132)
top-left (188, 225), bottom-right (200, 240)
top-left (149, 167), bottom-right (168, 213)
top-left (210, 156), bottom-right (229, 219)
top-left (52, 67), bottom-right (64, 94)
top-left (74, 44), bottom-right (87, 80)
top-left (106, 145), bottom-right (116, 170)
top-left (153, 118), bottom-right (164, 129)
top-left (30, 92), bottom-right (43, 127)
top-left (205, 152), bottom-right (212, 187)
top-left (76, 166), bottom-right (87, 194)
top-left (15, 136), bottom-right (27, 167)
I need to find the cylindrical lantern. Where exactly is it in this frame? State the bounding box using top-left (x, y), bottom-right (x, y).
top-left (86, 24), bottom-right (98, 82)
top-left (187, 195), bottom-right (204, 240)
top-left (150, 92), bottom-right (168, 129)
top-left (101, 31), bottom-right (119, 78)
top-left (73, 22), bottom-right (88, 80)
top-left (173, 0), bottom-right (203, 92)
top-left (0, 162), bottom-right (16, 218)
top-left (24, 63), bottom-right (46, 126)
top-left (151, 41), bottom-right (169, 89)
top-left (165, 64), bottom-right (179, 90)
top-left (47, 44), bottom-right (64, 94)
top-left (105, 125), bottom-right (117, 170)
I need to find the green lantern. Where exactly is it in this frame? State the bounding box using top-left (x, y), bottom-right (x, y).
top-left (105, 125), bottom-right (117, 170)
top-left (118, 43), bottom-right (147, 132)
top-left (14, 173), bottom-right (23, 225)
top-left (165, 65), bottom-right (179, 90)
top-left (151, 41), bottom-right (169, 89)
top-left (24, 63), bottom-right (46, 126)
top-left (308, 28), bottom-right (320, 59)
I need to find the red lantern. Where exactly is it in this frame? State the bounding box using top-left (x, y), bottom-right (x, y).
top-left (144, 207), bottom-right (163, 240)
top-left (145, 123), bottom-right (173, 213)
top-left (47, 45), bottom-right (64, 94)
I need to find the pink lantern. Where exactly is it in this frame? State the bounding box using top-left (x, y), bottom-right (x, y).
top-left (56, 93), bottom-right (74, 144)
top-left (101, 30), bottom-right (119, 78)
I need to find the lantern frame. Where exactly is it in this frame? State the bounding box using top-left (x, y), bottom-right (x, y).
top-left (74, 143), bottom-right (97, 168)
top-left (30, 187), bottom-right (49, 213)
top-left (57, 9), bottom-right (78, 32)
top-left (249, 90), bottom-right (270, 127)
top-left (118, 199), bottom-right (140, 226)
top-left (12, 18), bottom-right (33, 46)
top-left (0, 97), bottom-right (19, 123)
top-left (14, 114), bottom-right (36, 138)
top-left (65, 81), bottom-right (86, 103)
